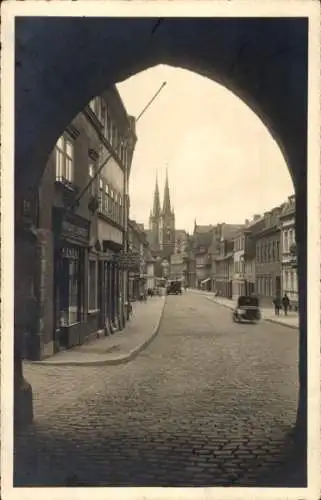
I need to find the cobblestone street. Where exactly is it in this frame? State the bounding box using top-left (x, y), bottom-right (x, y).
top-left (14, 292), bottom-right (305, 487)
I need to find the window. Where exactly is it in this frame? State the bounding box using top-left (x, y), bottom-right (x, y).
top-left (89, 98), bottom-right (96, 113)
top-left (89, 163), bottom-right (96, 196)
top-left (117, 194), bottom-right (123, 225)
top-left (284, 230), bottom-right (288, 253)
top-left (112, 123), bottom-right (116, 148)
top-left (290, 270), bottom-right (294, 292)
top-left (100, 98), bottom-right (106, 126)
top-left (104, 184), bottom-right (109, 214)
top-left (55, 135), bottom-right (74, 183)
top-left (88, 260), bottom-right (97, 311)
top-left (99, 178), bottom-right (104, 212)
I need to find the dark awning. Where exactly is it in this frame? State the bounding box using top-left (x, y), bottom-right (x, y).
top-left (102, 240), bottom-right (123, 253)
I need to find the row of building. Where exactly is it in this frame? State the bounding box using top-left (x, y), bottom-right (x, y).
top-left (144, 174), bottom-right (298, 309)
top-left (16, 86), bottom-right (159, 361)
top-left (189, 196), bottom-right (297, 308)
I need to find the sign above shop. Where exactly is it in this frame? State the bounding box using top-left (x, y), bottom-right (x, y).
top-left (53, 208), bottom-right (90, 245)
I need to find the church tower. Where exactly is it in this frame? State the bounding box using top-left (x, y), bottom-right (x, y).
top-left (160, 168), bottom-right (175, 258)
top-left (149, 174), bottom-right (161, 249)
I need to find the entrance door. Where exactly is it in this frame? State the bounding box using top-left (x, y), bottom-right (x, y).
top-left (275, 276), bottom-right (281, 296)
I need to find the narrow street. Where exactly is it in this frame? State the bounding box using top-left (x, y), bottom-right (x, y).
top-left (14, 292), bottom-right (303, 487)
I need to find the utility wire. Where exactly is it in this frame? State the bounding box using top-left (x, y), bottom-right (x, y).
top-left (75, 81), bottom-right (167, 204)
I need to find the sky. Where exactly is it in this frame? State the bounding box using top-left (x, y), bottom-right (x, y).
top-left (117, 64), bottom-right (294, 234)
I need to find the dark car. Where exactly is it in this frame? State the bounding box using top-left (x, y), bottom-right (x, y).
top-left (166, 280), bottom-right (182, 295)
top-left (232, 295), bottom-right (261, 324)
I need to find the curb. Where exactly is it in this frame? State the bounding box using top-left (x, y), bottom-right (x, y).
top-left (264, 318), bottom-right (299, 330)
top-left (205, 296), bottom-right (299, 330)
top-left (27, 297), bottom-right (167, 367)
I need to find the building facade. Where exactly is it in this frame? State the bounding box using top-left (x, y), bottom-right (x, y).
top-left (254, 206), bottom-right (282, 306)
top-left (27, 86), bottom-right (136, 360)
top-left (242, 215), bottom-right (264, 296)
top-left (192, 224), bottom-right (214, 289)
top-left (232, 231), bottom-right (246, 298)
top-left (214, 237), bottom-right (234, 298)
top-left (127, 220), bottom-right (153, 301)
top-left (279, 195), bottom-right (298, 308)
top-left (170, 229), bottom-right (189, 282)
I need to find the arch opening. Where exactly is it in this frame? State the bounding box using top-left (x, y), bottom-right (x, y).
top-left (13, 16), bottom-right (307, 485)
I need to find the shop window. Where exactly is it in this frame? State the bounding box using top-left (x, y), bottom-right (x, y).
top-left (58, 247), bottom-right (83, 327)
top-left (88, 260), bottom-right (98, 311)
top-left (55, 135), bottom-right (74, 183)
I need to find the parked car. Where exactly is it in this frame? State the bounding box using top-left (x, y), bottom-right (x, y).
top-left (166, 280), bottom-right (182, 295)
top-left (232, 295), bottom-right (261, 324)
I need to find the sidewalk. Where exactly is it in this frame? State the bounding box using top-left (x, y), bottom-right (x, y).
top-left (27, 296), bottom-right (166, 367)
top-left (188, 289), bottom-right (299, 329)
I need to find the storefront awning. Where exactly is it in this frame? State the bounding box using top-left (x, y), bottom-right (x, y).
top-left (102, 239), bottom-right (123, 253)
top-left (201, 278), bottom-right (211, 284)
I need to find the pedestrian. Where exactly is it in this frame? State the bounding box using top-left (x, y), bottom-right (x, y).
top-left (273, 296), bottom-right (281, 316)
top-left (282, 293), bottom-right (290, 316)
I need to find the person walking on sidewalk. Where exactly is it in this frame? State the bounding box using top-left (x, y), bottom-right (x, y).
top-left (273, 296), bottom-right (281, 316)
top-left (282, 293), bottom-right (290, 316)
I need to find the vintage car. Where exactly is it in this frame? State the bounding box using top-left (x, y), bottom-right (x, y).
top-left (166, 280), bottom-right (183, 295)
top-left (232, 295), bottom-right (261, 323)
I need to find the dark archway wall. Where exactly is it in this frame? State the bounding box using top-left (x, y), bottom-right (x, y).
top-left (15, 17), bottom-right (307, 440)
top-left (15, 17), bottom-right (307, 193)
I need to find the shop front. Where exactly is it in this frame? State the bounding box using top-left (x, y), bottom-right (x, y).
top-left (101, 240), bottom-right (123, 333)
top-left (53, 208), bottom-right (90, 350)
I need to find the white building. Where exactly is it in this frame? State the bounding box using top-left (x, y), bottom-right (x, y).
top-left (232, 230), bottom-right (246, 298)
top-left (279, 195), bottom-right (298, 309)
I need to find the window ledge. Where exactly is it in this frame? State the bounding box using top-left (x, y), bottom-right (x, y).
top-left (55, 178), bottom-right (76, 191)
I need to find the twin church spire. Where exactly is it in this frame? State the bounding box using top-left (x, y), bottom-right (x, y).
top-left (151, 168), bottom-right (173, 217)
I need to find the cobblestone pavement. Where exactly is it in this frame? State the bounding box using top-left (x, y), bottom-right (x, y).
top-left (14, 292), bottom-right (305, 487)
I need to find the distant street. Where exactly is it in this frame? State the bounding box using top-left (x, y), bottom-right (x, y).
top-left (15, 292), bottom-right (303, 487)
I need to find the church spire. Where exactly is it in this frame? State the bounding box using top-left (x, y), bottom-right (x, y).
top-left (152, 172), bottom-right (161, 217)
top-left (162, 167), bottom-right (172, 215)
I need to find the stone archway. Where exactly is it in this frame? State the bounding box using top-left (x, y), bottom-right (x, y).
top-left (14, 16), bottom-right (307, 443)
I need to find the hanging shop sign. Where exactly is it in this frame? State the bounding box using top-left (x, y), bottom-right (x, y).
top-left (113, 252), bottom-right (141, 267)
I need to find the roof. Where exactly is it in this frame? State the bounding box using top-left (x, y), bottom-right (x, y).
top-left (279, 195), bottom-right (296, 219)
top-left (221, 224), bottom-right (245, 241)
top-left (195, 224), bottom-right (214, 234)
top-left (175, 229), bottom-right (188, 240)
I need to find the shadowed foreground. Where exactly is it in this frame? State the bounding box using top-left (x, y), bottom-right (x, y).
top-left (14, 293), bottom-right (305, 486)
